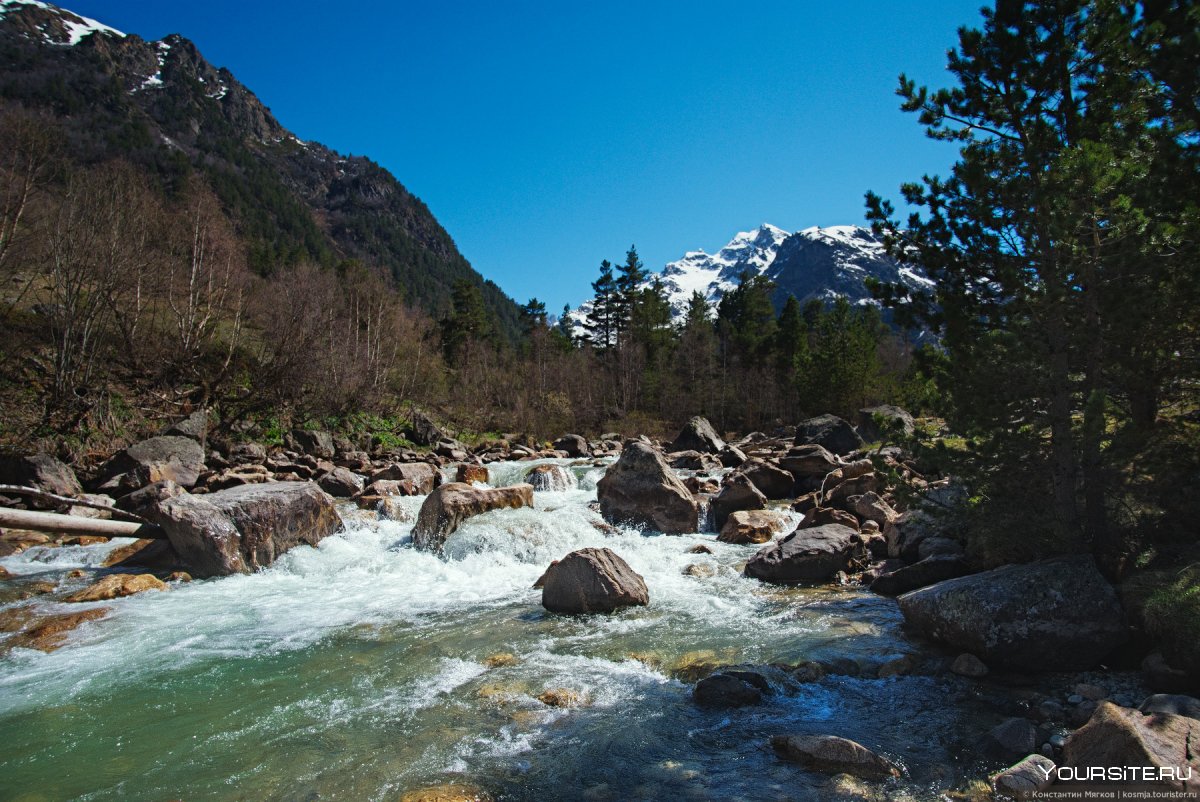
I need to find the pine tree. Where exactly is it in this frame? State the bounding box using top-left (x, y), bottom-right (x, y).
top-left (584, 259), bottom-right (617, 350)
top-left (613, 245), bottom-right (647, 337)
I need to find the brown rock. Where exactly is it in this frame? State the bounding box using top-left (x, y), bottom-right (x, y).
top-left (710, 473), bottom-right (767, 530)
top-left (7, 607), bottom-right (110, 652)
top-left (718, 510), bottom-right (789, 544)
top-left (101, 538), bottom-right (161, 567)
top-left (525, 464), bottom-right (577, 491)
top-left (771, 734), bottom-right (900, 780)
top-left (370, 463), bottom-right (438, 495)
top-left (744, 524), bottom-right (865, 584)
top-left (95, 435), bottom-right (206, 491)
top-left (737, 458), bottom-right (797, 499)
top-left (317, 466), bottom-right (364, 497)
top-left (412, 482), bottom-right (534, 551)
top-left (538, 688), bottom-right (586, 707)
top-left (596, 442), bottom-right (698, 534)
top-left (950, 653), bottom-right (989, 678)
top-left (0, 453), bottom-right (82, 506)
top-left (65, 573), bottom-right (167, 602)
top-left (991, 754), bottom-right (1056, 798)
top-left (541, 547), bottom-right (649, 614)
top-left (484, 652), bottom-right (518, 668)
top-left (797, 507), bottom-right (859, 530)
top-left (456, 464), bottom-right (489, 484)
top-left (398, 784), bottom-right (492, 802)
top-left (1061, 702), bottom-right (1200, 792)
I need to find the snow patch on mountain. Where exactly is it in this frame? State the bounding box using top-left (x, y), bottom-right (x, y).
top-left (0, 0), bottom-right (125, 45)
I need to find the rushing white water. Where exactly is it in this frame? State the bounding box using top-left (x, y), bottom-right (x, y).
top-left (0, 459), bottom-right (1009, 801)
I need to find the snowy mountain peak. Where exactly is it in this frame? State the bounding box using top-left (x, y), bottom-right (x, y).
top-left (0, 1), bottom-right (125, 46)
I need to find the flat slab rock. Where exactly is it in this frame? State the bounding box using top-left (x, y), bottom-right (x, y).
top-left (541, 547), bottom-right (648, 614)
top-left (412, 482), bottom-right (534, 552)
top-left (145, 481), bottom-right (343, 578)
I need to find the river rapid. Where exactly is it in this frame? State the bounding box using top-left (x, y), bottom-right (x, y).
top-left (1, 459), bottom-right (1019, 801)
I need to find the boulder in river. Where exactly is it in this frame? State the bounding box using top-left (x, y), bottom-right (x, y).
top-left (897, 555), bottom-right (1126, 672)
top-left (1060, 701), bottom-right (1200, 793)
top-left (552, 434), bottom-right (589, 458)
top-left (668, 416), bottom-right (725, 454)
top-left (991, 754), bottom-right (1056, 798)
top-left (736, 458), bottom-right (796, 500)
top-left (5, 607), bottom-right (110, 653)
top-left (771, 734), bottom-right (900, 780)
top-left (317, 466), bottom-right (364, 498)
top-left (95, 435), bottom-right (206, 491)
top-left (540, 547), bottom-right (649, 614)
top-left (794, 414), bottom-right (864, 456)
top-left (596, 442), bottom-right (698, 533)
top-left (693, 671), bottom-right (769, 707)
top-left (780, 443), bottom-right (842, 483)
top-left (710, 474), bottom-right (767, 531)
top-left (870, 554), bottom-right (971, 596)
top-left (743, 524), bottom-right (865, 584)
top-left (145, 481), bottom-right (342, 578)
top-left (412, 482), bottom-right (534, 551)
top-left (525, 464), bottom-right (577, 492)
top-left (64, 573), bottom-right (167, 602)
top-left (0, 453), bottom-right (82, 506)
top-left (370, 463), bottom-right (438, 495)
top-left (718, 510), bottom-right (789, 544)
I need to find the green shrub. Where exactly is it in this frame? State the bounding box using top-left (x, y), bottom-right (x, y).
top-left (1144, 564), bottom-right (1200, 677)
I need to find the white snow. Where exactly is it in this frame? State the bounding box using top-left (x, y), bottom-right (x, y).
top-left (0, 0), bottom-right (125, 45)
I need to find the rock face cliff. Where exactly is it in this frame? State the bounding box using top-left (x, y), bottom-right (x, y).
top-left (0, 0), bottom-right (522, 336)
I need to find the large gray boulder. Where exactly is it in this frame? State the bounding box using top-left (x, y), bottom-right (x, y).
top-left (144, 481), bottom-right (342, 578)
top-left (855, 405), bottom-right (915, 442)
top-left (743, 524), bottom-right (864, 584)
top-left (160, 409), bottom-right (209, 446)
top-left (780, 444), bottom-right (842, 482)
top-left (668, 416), bottom-right (725, 454)
top-left (412, 482), bottom-right (534, 551)
top-left (290, 429), bottom-right (335, 459)
top-left (736, 458), bottom-right (796, 500)
top-left (552, 434), bottom-right (589, 458)
top-left (0, 453), bottom-right (82, 506)
top-left (897, 556), bottom-right (1127, 671)
top-left (870, 554), bottom-right (971, 596)
top-left (596, 442), bottom-right (698, 533)
top-left (96, 436), bottom-right (206, 491)
top-left (370, 462), bottom-right (438, 495)
top-left (541, 547), bottom-right (649, 614)
top-left (710, 474), bottom-right (768, 531)
top-left (406, 410), bottom-right (446, 447)
top-left (794, 415), bottom-right (864, 456)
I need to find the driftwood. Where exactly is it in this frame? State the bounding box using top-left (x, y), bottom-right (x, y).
top-left (0, 507), bottom-right (166, 540)
top-left (0, 484), bottom-right (148, 524)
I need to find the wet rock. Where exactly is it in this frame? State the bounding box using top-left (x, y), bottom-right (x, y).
top-left (794, 414), bottom-right (864, 456)
top-left (950, 653), bottom-right (989, 678)
top-left (991, 754), bottom-right (1056, 798)
top-left (1067, 699), bottom-right (1099, 727)
top-left (363, 479), bottom-right (416, 498)
top-left (0, 565), bottom-right (10, 580)
top-left (771, 734), bottom-right (900, 780)
top-left (982, 717), bottom-right (1038, 761)
top-left (95, 435), bottom-right (206, 491)
top-left (144, 481), bottom-right (342, 577)
top-left (1061, 701), bottom-right (1200, 792)
top-left (718, 509), bottom-right (789, 544)
top-left (317, 466), bottom-right (364, 497)
top-left (855, 405), bottom-right (915, 442)
top-left (870, 555), bottom-right (971, 596)
top-left (876, 654), bottom-right (916, 677)
top-left (687, 544), bottom-right (713, 555)
top-left (167, 571), bottom-right (192, 583)
top-left (1139, 694), bottom-right (1200, 722)
top-left (5, 607), bottom-right (110, 652)
top-left (484, 652), bottom-right (518, 668)
top-left (710, 474), bottom-right (767, 530)
top-left (897, 555), bottom-right (1126, 671)
top-left (693, 672), bottom-right (767, 707)
top-left (538, 688), bottom-right (586, 707)
top-left (412, 483), bottom-right (533, 551)
top-left (541, 547), bottom-right (649, 614)
top-left (455, 464), bottom-right (489, 484)
top-left (743, 523), bottom-right (865, 584)
top-left (101, 538), bottom-right (165, 568)
top-left (668, 416), bottom-right (725, 454)
top-left (64, 573), bottom-right (167, 602)
top-left (683, 563), bottom-right (716, 578)
top-left (370, 463), bottom-right (438, 495)
top-left (525, 464), bottom-right (577, 492)
top-left (736, 458), bottom-right (796, 499)
top-left (0, 453), bottom-right (82, 506)
top-left (398, 783), bottom-right (493, 802)
top-left (596, 442), bottom-right (698, 534)
top-left (553, 434), bottom-right (589, 458)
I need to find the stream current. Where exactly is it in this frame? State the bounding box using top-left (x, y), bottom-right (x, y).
top-left (1, 458), bottom-right (1013, 801)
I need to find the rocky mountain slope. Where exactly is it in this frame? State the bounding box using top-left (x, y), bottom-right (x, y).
top-left (0, 0), bottom-right (523, 337)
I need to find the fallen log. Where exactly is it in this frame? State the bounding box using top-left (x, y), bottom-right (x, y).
top-left (0, 484), bottom-right (149, 524)
top-left (0, 508), bottom-right (166, 539)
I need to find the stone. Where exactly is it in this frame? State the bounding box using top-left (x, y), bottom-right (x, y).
top-left (687, 544), bottom-right (713, 555)
top-left (161, 409), bottom-right (209, 445)
top-left (96, 436), bottom-right (206, 491)
top-left (370, 463), bottom-right (438, 495)
top-left (1142, 652), bottom-right (1192, 693)
top-left (317, 466), bottom-right (364, 497)
top-left (693, 672), bottom-right (768, 707)
top-left (144, 481), bottom-right (342, 578)
top-left (736, 458), bottom-right (796, 500)
top-left (540, 547), bottom-right (649, 614)
top-left (67, 493), bottom-right (115, 519)
top-left (794, 414), bottom-right (864, 456)
top-left (743, 524), bottom-right (865, 584)
top-left (413, 482), bottom-right (534, 551)
top-left (718, 510), bottom-right (789, 544)
top-left (64, 573), bottom-right (167, 602)
top-left (983, 717), bottom-right (1038, 760)
top-left (1060, 701), bottom-right (1200, 792)
top-left (596, 442), bottom-right (698, 534)
top-left (667, 450), bottom-right (721, 471)
top-left (950, 653), bottom-right (989, 678)
top-left (718, 444), bottom-right (747, 468)
top-left (683, 563), bottom-right (716, 578)
top-left (897, 556), bottom-right (1126, 672)
top-left (796, 507), bottom-right (859, 530)
top-left (525, 464), bottom-right (577, 492)
top-left (710, 474), bottom-right (767, 530)
top-left (553, 434), bottom-right (589, 458)
top-left (398, 784), bottom-right (493, 802)
top-left (1139, 694), bottom-right (1200, 722)
top-left (668, 416), bottom-right (725, 454)
top-left (484, 652), bottom-right (518, 668)
top-left (0, 453), bottom-right (82, 506)
top-left (6, 607), bottom-right (110, 653)
top-left (100, 538), bottom-right (163, 568)
top-left (405, 411), bottom-right (447, 447)
top-left (228, 442), bottom-right (268, 464)
top-left (538, 688), bottom-right (585, 707)
top-left (917, 536), bottom-right (964, 559)
top-left (363, 479), bottom-right (415, 498)
top-left (870, 555), bottom-right (971, 596)
top-left (991, 754), bottom-right (1056, 798)
top-left (290, 429), bottom-right (335, 459)
top-left (855, 405), bottom-right (915, 442)
top-left (771, 734), bottom-right (900, 780)
top-left (456, 464), bottom-right (489, 484)
top-left (823, 473), bottom-right (881, 508)
top-left (780, 443), bottom-right (842, 482)
top-left (850, 492), bottom-right (898, 527)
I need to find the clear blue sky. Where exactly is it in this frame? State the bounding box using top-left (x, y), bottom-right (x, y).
top-left (67, 0), bottom-right (985, 313)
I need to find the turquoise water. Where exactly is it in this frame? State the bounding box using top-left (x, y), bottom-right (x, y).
top-left (0, 460), bottom-right (999, 801)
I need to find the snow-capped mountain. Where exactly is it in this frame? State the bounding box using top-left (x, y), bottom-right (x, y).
top-left (566, 223), bottom-right (932, 336)
top-left (0, 0), bottom-right (122, 45)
